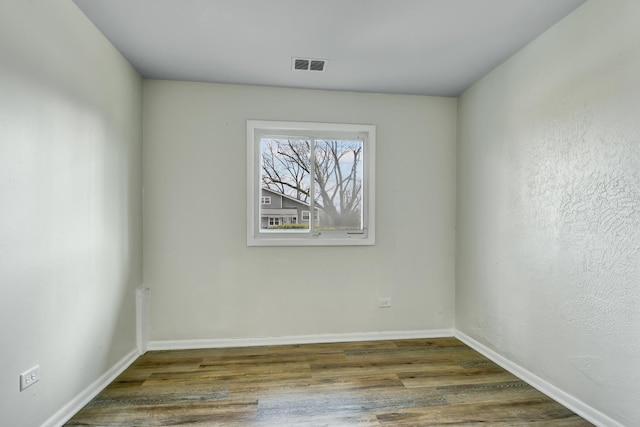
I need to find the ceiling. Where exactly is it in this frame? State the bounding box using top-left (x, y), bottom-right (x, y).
top-left (73, 0), bottom-right (586, 97)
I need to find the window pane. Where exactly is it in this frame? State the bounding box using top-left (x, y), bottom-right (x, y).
top-left (313, 139), bottom-right (363, 231)
top-left (260, 138), bottom-right (311, 231)
top-left (248, 120), bottom-right (374, 246)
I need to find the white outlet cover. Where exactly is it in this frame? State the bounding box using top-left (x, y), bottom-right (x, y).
top-left (20, 365), bottom-right (40, 391)
top-left (378, 298), bottom-right (392, 308)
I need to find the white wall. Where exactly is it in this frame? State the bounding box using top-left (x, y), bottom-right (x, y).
top-left (456, 1), bottom-right (640, 425)
top-left (0, 1), bottom-right (142, 426)
top-left (143, 81), bottom-right (457, 342)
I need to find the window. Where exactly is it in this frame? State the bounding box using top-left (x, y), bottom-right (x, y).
top-left (301, 209), bottom-right (320, 227)
top-left (247, 120), bottom-right (375, 246)
top-left (261, 196), bottom-right (271, 205)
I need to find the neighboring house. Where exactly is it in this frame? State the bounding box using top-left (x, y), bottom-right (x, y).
top-left (260, 188), bottom-right (320, 229)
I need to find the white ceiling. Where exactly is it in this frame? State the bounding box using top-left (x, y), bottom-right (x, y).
top-left (73, 0), bottom-right (586, 97)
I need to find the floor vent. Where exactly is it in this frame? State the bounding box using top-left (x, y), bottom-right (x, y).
top-left (292, 57), bottom-right (327, 72)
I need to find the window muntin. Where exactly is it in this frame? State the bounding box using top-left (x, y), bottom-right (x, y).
top-left (247, 121), bottom-right (375, 246)
top-left (260, 196), bottom-right (271, 205)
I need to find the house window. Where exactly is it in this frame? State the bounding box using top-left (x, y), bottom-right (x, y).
top-left (247, 120), bottom-right (375, 246)
top-left (261, 196), bottom-right (271, 205)
top-left (268, 217), bottom-right (281, 226)
top-left (301, 210), bottom-right (320, 227)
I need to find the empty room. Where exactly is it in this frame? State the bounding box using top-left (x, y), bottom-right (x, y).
top-left (1, 0), bottom-right (638, 426)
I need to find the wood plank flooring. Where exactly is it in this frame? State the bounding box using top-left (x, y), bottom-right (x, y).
top-left (66, 338), bottom-right (592, 426)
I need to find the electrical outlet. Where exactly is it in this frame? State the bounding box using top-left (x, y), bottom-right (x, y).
top-left (20, 365), bottom-right (40, 391)
top-left (378, 298), bottom-right (392, 308)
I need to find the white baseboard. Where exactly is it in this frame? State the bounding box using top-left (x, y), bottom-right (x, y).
top-left (148, 328), bottom-right (455, 351)
top-left (454, 331), bottom-right (623, 427)
top-left (42, 348), bottom-right (139, 427)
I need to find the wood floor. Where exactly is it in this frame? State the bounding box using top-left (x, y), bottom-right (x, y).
top-left (66, 338), bottom-right (592, 426)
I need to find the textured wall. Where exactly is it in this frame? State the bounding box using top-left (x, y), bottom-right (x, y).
top-left (0, 1), bottom-right (142, 426)
top-left (143, 81), bottom-right (457, 342)
top-left (456, 1), bottom-right (640, 424)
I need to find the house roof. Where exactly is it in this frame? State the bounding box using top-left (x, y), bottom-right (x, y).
top-left (261, 187), bottom-right (316, 209)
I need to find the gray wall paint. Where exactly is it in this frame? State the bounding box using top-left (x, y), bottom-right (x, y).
top-left (143, 81), bottom-right (457, 341)
top-left (456, 1), bottom-right (640, 424)
top-left (0, 1), bottom-right (142, 426)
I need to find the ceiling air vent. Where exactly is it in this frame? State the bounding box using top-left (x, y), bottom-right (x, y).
top-left (292, 57), bottom-right (327, 72)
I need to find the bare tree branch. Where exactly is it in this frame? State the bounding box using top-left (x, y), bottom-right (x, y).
top-left (261, 138), bottom-right (362, 228)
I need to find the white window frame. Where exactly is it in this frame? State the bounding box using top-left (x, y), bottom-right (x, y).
top-left (247, 120), bottom-right (375, 247)
top-left (261, 196), bottom-right (271, 205)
